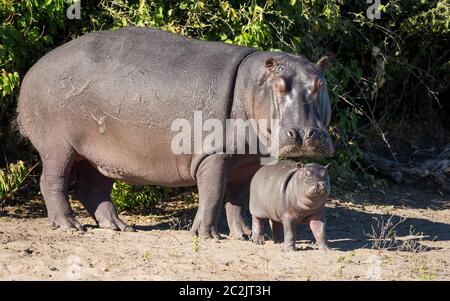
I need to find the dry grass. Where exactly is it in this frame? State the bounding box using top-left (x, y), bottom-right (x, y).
top-left (366, 214), bottom-right (434, 253)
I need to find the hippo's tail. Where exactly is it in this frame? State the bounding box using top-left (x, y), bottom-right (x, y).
top-left (15, 89), bottom-right (31, 140)
top-left (15, 63), bottom-right (41, 141)
top-left (13, 111), bottom-right (29, 141)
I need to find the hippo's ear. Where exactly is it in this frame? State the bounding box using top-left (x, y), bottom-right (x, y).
top-left (296, 162), bottom-right (305, 169)
top-left (316, 53), bottom-right (335, 72)
top-left (324, 163), bottom-right (332, 172)
top-left (265, 57), bottom-right (279, 72)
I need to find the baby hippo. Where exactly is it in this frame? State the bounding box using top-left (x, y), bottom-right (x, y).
top-left (250, 161), bottom-right (331, 251)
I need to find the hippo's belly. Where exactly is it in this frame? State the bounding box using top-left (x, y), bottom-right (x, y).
top-left (68, 116), bottom-right (196, 186)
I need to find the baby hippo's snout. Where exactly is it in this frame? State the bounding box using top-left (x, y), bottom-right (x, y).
top-left (305, 181), bottom-right (330, 199)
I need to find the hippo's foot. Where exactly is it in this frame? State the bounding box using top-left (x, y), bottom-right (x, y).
top-left (229, 223), bottom-right (252, 240)
top-left (281, 244), bottom-right (296, 252)
top-left (49, 215), bottom-right (86, 232)
top-left (317, 243), bottom-right (330, 251)
top-left (191, 217), bottom-right (220, 240)
top-left (229, 217), bottom-right (252, 240)
top-left (95, 202), bottom-right (136, 232)
top-left (190, 205), bottom-right (220, 239)
top-left (97, 216), bottom-right (136, 232)
top-left (74, 161), bottom-right (135, 232)
top-left (251, 233), bottom-right (265, 245)
top-left (273, 238), bottom-right (283, 244)
top-left (225, 202), bottom-right (251, 240)
top-left (190, 226), bottom-right (220, 240)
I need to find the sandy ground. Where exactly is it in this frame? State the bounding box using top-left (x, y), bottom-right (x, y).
top-left (0, 184), bottom-right (449, 280)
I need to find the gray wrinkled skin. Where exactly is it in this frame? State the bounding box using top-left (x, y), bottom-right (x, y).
top-left (249, 161), bottom-right (330, 251)
top-left (17, 27), bottom-right (333, 238)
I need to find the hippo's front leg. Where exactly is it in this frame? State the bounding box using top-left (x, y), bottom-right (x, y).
top-left (308, 211), bottom-right (329, 250)
top-left (281, 212), bottom-right (298, 251)
top-left (270, 220), bottom-right (284, 244)
top-left (191, 154), bottom-right (228, 239)
top-left (251, 216), bottom-right (265, 245)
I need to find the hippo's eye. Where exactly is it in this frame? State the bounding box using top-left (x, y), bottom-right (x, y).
top-left (276, 65), bottom-right (284, 72)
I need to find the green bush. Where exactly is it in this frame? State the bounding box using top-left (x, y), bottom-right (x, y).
top-left (0, 0), bottom-right (66, 101)
top-left (0, 160), bottom-right (28, 203)
top-left (111, 181), bottom-right (169, 212)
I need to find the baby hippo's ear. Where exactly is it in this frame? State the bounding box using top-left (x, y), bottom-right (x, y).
top-left (296, 162), bottom-right (305, 169)
top-left (324, 163), bottom-right (332, 172)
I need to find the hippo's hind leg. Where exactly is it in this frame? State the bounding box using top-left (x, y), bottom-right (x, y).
top-left (270, 220), bottom-right (284, 244)
top-left (39, 141), bottom-right (85, 231)
top-left (74, 161), bottom-right (135, 232)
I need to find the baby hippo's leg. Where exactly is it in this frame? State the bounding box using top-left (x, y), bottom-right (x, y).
top-left (281, 213), bottom-right (297, 251)
top-left (308, 211), bottom-right (329, 250)
top-left (251, 216), bottom-right (265, 245)
top-left (269, 220), bottom-right (284, 244)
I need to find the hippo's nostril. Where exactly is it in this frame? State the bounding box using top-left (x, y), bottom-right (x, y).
top-left (287, 128), bottom-right (298, 139)
top-left (305, 128), bottom-right (320, 140)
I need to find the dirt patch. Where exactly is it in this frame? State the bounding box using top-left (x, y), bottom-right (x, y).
top-left (0, 184), bottom-right (449, 280)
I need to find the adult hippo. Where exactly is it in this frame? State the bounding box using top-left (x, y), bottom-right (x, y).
top-left (17, 27), bottom-right (334, 238)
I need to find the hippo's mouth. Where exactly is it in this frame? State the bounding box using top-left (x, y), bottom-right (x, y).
top-left (305, 182), bottom-right (330, 199)
top-left (277, 144), bottom-right (304, 159)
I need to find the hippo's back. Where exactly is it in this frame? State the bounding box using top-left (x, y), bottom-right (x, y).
top-left (18, 27), bottom-right (255, 137)
top-left (17, 27), bottom-right (255, 185)
top-left (249, 161), bottom-right (299, 219)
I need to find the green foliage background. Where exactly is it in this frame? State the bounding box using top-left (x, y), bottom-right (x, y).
top-left (110, 181), bottom-right (169, 211)
top-left (1, 0), bottom-right (449, 205)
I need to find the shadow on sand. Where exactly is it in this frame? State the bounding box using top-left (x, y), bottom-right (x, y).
top-left (134, 200), bottom-right (449, 253)
top-left (3, 183), bottom-right (448, 253)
